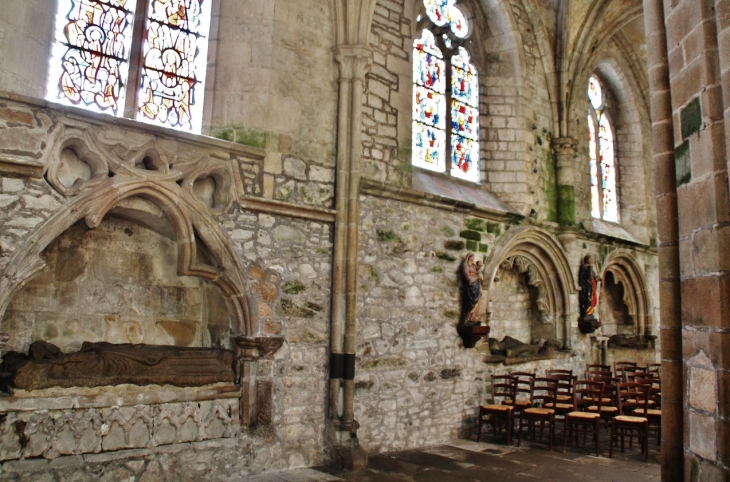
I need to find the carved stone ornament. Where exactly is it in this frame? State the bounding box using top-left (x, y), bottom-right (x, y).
top-left (4, 341), bottom-right (235, 390)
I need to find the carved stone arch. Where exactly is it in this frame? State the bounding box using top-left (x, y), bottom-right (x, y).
top-left (0, 177), bottom-right (255, 340)
top-left (600, 250), bottom-right (651, 338)
top-left (483, 226), bottom-right (578, 347)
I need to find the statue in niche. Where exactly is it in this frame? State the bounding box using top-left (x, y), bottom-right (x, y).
top-left (460, 253), bottom-right (484, 324)
top-left (579, 255), bottom-right (600, 321)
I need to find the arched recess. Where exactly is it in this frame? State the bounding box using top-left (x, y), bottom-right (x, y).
top-left (600, 250), bottom-right (651, 338)
top-left (482, 226), bottom-right (578, 348)
top-left (0, 178), bottom-right (255, 339)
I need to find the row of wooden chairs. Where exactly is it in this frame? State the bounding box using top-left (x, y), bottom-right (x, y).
top-left (478, 368), bottom-right (661, 459)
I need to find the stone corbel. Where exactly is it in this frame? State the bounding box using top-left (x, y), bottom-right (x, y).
top-left (233, 336), bottom-right (284, 428)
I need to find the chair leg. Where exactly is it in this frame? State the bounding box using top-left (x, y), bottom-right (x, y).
top-left (609, 420), bottom-right (615, 458)
top-left (643, 421), bottom-right (649, 461)
top-left (506, 412), bottom-right (512, 446)
top-left (517, 415), bottom-right (524, 447)
top-left (549, 416), bottom-right (554, 451)
top-left (563, 419), bottom-right (569, 452)
top-left (594, 419), bottom-right (600, 457)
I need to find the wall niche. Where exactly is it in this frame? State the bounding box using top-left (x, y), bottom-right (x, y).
top-left (1, 212), bottom-right (231, 355)
top-left (598, 271), bottom-right (632, 336)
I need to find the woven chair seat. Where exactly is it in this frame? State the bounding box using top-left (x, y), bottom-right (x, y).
top-left (545, 402), bottom-right (574, 409)
top-left (481, 404), bottom-right (514, 412)
top-left (615, 415), bottom-right (648, 423)
top-left (556, 395), bottom-right (572, 402)
top-left (587, 405), bottom-right (618, 412)
top-left (523, 407), bottom-right (554, 415)
top-left (633, 408), bottom-right (661, 416)
top-left (566, 411), bottom-right (600, 419)
top-left (626, 399), bottom-right (655, 406)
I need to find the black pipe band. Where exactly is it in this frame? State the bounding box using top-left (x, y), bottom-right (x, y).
top-left (330, 353), bottom-right (344, 379)
top-left (343, 354), bottom-right (356, 380)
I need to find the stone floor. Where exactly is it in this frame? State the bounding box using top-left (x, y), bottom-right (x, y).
top-left (243, 431), bottom-right (661, 482)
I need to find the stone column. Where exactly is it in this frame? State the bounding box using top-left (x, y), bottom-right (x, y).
top-left (642, 1), bottom-right (683, 480)
top-left (553, 137), bottom-right (577, 226)
top-left (329, 45), bottom-right (371, 470)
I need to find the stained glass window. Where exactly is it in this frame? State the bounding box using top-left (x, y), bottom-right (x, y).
top-left (137, 0), bottom-right (211, 132)
top-left (587, 75), bottom-right (619, 222)
top-left (413, 0), bottom-right (479, 183)
top-left (47, 0), bottom-right (137, 115)
top-left (47, 0), bottom-right (211, 133)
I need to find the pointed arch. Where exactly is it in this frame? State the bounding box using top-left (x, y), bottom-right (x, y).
top-left (0, 178), bottom-right (254, 338)
top-left (601, 250), bottom-right (652, 338)
top-left (482, 226), bottom-right (578, 347)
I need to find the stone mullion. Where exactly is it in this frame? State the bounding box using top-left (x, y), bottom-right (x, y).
top-left (642, 0), bottom-right (683, 480)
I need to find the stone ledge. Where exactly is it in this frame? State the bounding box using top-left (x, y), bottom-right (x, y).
top-left (0, 157), bottom-right (44, 178)
top-left (0, 382), bottom-right (240, 411)
top-left (483, 350), bottom-right (574, 366)
top-left (238, 195), bottom-right (336, 223)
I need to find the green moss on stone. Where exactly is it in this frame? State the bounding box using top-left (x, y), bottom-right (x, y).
top-left (478, 243), bottom-right (489, 254)
top-left (212, 129), bottom-right (235, 142)
top-left (234, 129), bottom-right (267, 149)
top-left (304, 302), bottom-right (323, 312)
top-left (377, 230), bottom-right (403, 243)
top-left (444, 240), bottom-right (466, 251)
top-left (544, 150), bottom-right (558, 222)
top-left (443, 309), bottom-right (459, 319)
top-left (486, 222), bottom-right (502, 235)
top-left (361, 356), bottom-right (408, 369)
top-left (282, 280), bottom-right (307, 294)
top-left (279, 299), bottom-right (315, 318)
top-left (429, 265), bottom-right (443, 273)
top-left (436, 252), bottom-right (457, 262)
top-left (681, 97), bottom-right (702, 140)
top-left (465, 218), bottom-right (486, 232)
top-left (558, 185), bottom-right (576, 225)
top-left (460, 230), bottom-right (481, 241)
top-left (466, 240), bottom-right (478, 252)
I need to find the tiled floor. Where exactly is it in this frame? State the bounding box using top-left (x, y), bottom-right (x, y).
top-left (243, 430), bottom-right (661, 481)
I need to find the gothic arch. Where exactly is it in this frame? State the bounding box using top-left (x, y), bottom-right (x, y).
top-left (0, 162), bottom-right (254, 340)
top-left (600, 250), bottom-right (652, 338)
top-left (482, 226), bottom-right (578, 347)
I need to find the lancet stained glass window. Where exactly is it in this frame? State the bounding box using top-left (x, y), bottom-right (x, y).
top-left (413, 0), bottom-right (480, 183)
top-left (47, 0), bottom-right (137, 115)
top-left (47, 0), bottom-right (211, 133)
top-left (587, 75), bottom-right (619, 223)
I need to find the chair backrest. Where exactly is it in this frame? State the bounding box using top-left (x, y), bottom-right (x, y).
top-left (546, 369), bottom-right (572, 377)
top-left (509, 372), bottom-right (535, 401)
top-left (490, 374), bottom-right (515, 404)
top-left (530, 377), bottom-right (557, 407)
top-left (547, 373), bottom-right (575, 400)
top-left (614, 361), bottom-right (637, 373)
top-left (587, 364), bottom-right (611, 373)
top-left (573, 380), bottom-right (605, 412)
top-left (616, 382), bottom-right (650, 415)
top-left (585, 370), bottom-right (612, 381)
top-left (590, 375), bottom-right (620, 405)
top-left (647, 363), bottom-right (661, 374)
top-left (634, 375), bottom-right (661, 403)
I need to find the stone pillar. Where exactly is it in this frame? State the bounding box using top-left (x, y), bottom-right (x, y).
top-left (553, 137), bottom-right (577, 226)
top-left (642, 1), bottom-right (683, 480)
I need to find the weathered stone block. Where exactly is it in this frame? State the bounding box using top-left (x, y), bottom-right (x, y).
top-left (681, 96), bottom-right (702, 139)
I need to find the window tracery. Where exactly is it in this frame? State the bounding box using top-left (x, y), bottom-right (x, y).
top-left (587, 75), bottom-right (618, 222)
top-left (47, 0), bottom-right (210, 133)
top-left (413, 0), bottom-right (480, 183)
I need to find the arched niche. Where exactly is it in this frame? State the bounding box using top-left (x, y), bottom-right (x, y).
top-left (600, 250), bottom-right (652, 339)
top-left (482, 226), bottom-right (578, 349)
top-left (0, 178), bottom-right (255, 345)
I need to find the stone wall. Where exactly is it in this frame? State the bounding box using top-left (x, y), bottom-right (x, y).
top-left (489, 266), bottom-right (534, 344)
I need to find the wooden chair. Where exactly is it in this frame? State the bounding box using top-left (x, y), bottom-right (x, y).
top-left (478, 374), bottom-right (516, 445)
top-left (614, 361), bottom-right (637, 378)
top-left (587, 375), bottom-right (620, 425)
top-left (647, 363), bottom-right (661, 375)
top-left (517, 378), bottom-right (557, 450)
top-left (585, 370), bottom-right (612, 381)
top-left (609, 382), bottom-right (650, 460)
top-left (634, 375), bottom-right (662, 444)
top-left (545, 374), bottom-right (575, 430)
top-left (503, 372), bottom-right (534, 414)
top-left (564, 380), bottom-right (605, 456)
top-left (546, 369), bottom-right (572, 377)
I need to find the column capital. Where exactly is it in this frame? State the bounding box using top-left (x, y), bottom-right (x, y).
top-left (333, 45), bottom-right (373, 81)
top-left (552, 137), bottom-right (578, 157)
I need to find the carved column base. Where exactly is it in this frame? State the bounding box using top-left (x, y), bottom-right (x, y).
top-left (233, 336), bottom-right (284, 428)
top-left (578, 316), bottom-right (601, 334)
top-left (334, 446), bottom-right (368, 470)
top-left (457, 324), bottom-right (490, 349)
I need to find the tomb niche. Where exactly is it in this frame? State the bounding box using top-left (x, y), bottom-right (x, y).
top-left (479, 226), bottom-right (577, 363)
top-left (0, 204), bottom-right (236, 390)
